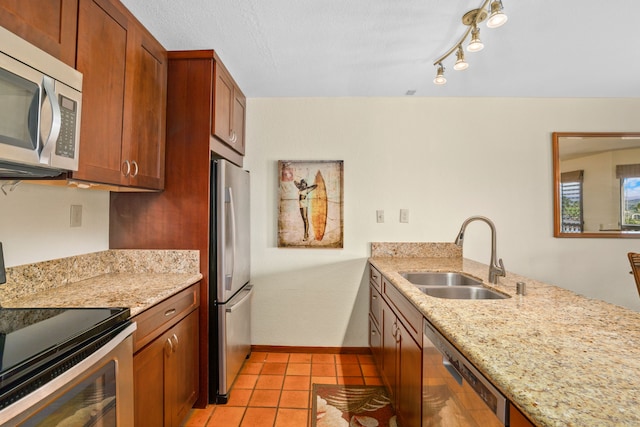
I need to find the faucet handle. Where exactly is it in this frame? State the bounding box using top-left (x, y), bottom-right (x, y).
top-left (496, 258), bottom-right (506, 276)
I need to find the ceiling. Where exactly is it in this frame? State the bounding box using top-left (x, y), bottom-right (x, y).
top-left (121, 0), bottom-right (640, 98)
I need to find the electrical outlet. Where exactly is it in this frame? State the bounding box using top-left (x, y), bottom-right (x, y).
top-left (70, 205), bottom-right (82, 227)
top-left (376, 210), bottom-right (384, 223)
top-left (400, 209), bottom-right (409, 223)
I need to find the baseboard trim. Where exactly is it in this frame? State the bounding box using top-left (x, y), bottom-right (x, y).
top-left (251, 345), bottom-right (371, 355)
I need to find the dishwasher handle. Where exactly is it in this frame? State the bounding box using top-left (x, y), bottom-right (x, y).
top-left (442, 358), bottom-right (463, 386)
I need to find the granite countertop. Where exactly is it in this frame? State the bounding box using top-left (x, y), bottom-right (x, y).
top-left (369, 243), bottom-right (640, 427)
top-left (2, 272), bottom-right (202, 317)
top-left (1, 250), bottom-right (203, 317)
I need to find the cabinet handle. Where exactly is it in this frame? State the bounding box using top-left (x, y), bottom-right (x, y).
top-left (372, 294), bottom-right (377, 299)
top-left (122, 160), bottom-right (131, 177)
top-left (391, 321), bottom-right (398, 338)
top-left (171, 334), bottom-right (179, 352)
top-left (372, 273), bottom-right (378, 280)
top-left (164, 308), bottom-right (176, 317)
top-left (371, 329), bottom-right (376, 336)
top-left (165, 337), bottom-right (173, 356)
top-left (131, 160), bottom-right (139, 177)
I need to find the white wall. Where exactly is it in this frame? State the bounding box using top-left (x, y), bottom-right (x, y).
top-left (244, 97), bottom-right (640, 348)
top-left (0, 183), bottom-right (109, 266)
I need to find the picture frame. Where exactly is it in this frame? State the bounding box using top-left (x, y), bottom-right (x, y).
top-left (277, 160), bottom-right (344, 248)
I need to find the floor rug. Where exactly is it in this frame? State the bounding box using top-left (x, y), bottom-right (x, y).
top-left (312, 384), bottom-right (397, 427)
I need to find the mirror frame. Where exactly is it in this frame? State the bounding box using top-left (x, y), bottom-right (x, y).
top-left (553, 132), bottom-right (640, 238)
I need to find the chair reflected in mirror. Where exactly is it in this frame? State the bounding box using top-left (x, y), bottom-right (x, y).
top-left (627, 252), bottom-right (640, 297)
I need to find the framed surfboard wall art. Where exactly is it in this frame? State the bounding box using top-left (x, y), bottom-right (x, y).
top-left (277, 160), bottom-right (344, 248)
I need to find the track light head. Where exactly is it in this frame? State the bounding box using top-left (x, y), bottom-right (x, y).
top-left (487, 0), bottom-right (508, 28)
top-left (433, 64), bottom-right (446, 85)
top-left (467, 26), bottom-right (484, 52)
top-left (453, 46), bottom-right (469, 70)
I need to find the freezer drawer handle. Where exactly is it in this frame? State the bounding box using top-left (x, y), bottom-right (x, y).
top-left (226, 288), bottom-right (253, 313)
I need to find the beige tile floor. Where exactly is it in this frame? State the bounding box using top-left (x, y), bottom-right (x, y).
top-left (181, 351), bottom-right (383, 427)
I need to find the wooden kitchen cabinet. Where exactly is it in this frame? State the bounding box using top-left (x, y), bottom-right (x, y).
top-left (133, 284), bottom-right (200, 427)
top-left (212, 56), bottom-right (246, 155)
top-left (381, 299), bottom-right (422, 427)
top-left (371, 266), bottom-right (422, 427)
top-left (72, 0), bottom-right (166, 190)
top-left (369, 266), bottom-right (383, 371)
top-left (110, 50), bottom-right (236, 407)
top-left (0, 0), bottom-right (78, 66)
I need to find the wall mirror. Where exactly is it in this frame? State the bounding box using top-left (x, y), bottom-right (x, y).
top-left (553, 132), bottom-right (640, 238)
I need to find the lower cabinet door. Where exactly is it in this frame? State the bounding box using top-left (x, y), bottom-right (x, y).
top-left (167, 309), bottom-right (199, 426)
top-left (369, 315), bottom-right (382, 367)
top-left (381, 302), bottom-right (397, 396)
top-left (134, 310), bottom-right (199, 427)
top-left (397, 320), bottom-right (422, 427)
top-left (134, 332), bottom-right (166, 427)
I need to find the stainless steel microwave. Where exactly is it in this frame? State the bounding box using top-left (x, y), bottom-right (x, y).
top-left (0, 25), bottom-right (82, 179)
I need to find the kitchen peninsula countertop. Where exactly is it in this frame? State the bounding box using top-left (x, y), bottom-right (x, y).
top-left (370, 243), bottom-right (640, 427)
top-left (1, 250), bottom-right (202, 317)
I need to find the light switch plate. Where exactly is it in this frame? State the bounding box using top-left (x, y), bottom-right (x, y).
top-left (70, 205), bottom-right (82, 227)
top-left (400, 209), bottom-right (409, 223)
top-left (376, 210), bottom-right (384, 223)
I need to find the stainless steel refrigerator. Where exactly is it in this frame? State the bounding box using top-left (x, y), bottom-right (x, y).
top-left (209, 158), bottom-right (252, 404)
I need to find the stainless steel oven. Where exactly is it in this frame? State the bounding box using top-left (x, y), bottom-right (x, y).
top-left (0, 308), bottom-right (135, 426)
top-left (423, 319), bottom-right (507, 426)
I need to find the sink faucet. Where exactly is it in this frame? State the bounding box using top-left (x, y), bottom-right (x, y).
top-left (454, 216), bottom-right (506, 284)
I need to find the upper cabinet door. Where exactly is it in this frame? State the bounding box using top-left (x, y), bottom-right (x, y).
top-left (73, 0), bottom-right (128, 185)
top-left (122, 25), bottom-right (167, 190)
top-left (232, 92), bottom-right (246, 155)
top-left (212, 58), bottom-right (246, 155)
top-left (0, 0), bottom-right (78, 66)
top-left (212, 65), bottom-right (234, 146)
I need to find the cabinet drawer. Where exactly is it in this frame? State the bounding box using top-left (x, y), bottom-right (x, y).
top-left (369, 265), bottom-right (382, 292)
top-left (369, 284), bottom-right (382, 327)
top-left (382, 278), bottom-right (422, 346)
top-left (132, 283), bottom-right (200, 353)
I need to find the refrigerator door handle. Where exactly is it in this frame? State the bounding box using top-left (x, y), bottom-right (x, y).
top-left (225, 186), bottom-right (237, 291)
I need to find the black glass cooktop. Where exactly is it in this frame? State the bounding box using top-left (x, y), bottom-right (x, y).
top-left (0, 307), bottom-right (130, 408)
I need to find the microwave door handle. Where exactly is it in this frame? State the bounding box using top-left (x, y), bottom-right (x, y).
top-left (39, 76), bottom-right (61, 165)
top-left (225, 186), bottom-right (237, 291)
top-left (27, 89), bottom-right (41, 151)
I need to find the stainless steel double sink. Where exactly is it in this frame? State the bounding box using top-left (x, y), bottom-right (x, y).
top-left (401, 272), bottom-right (510, 300)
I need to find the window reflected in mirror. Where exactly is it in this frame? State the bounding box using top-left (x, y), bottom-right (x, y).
top-left (553, 132), bottom-right (640, 238)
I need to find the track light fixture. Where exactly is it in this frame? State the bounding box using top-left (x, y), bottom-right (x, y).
top-left (433, 0), bottom-right (507, 85)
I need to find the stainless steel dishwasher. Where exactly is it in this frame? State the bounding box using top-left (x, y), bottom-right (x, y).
top-left (423, 319), bottom-right (508, 426)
